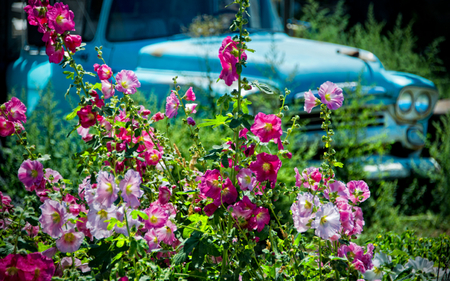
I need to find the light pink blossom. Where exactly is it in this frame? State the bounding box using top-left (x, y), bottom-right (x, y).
top-left (39, 199), bottom-right (69, 238)
top-left (165, 92), bottom-right (180, 118)
top-left (18, 160), bottom-right (44, 189)
top-left (185, 103), bottom-right (197, 114)
top-left (56, 227), bottom-right (85, 253)
top-left (311, 202), bottom-right (341, 240)
top-left (304, 89), bottom-right (320, 113)
top-left (318, 81), bottom-right (344, 110)
top-left (95, 171), bottom-right (119, 208)
top-left (115, 70), bottom-right (141, 95)
top-left (101, 80), bottom-right (115, 99)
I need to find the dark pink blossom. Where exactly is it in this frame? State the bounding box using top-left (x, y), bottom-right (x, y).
top-left (184, 87), bottom-right (196, 101)
top-left (152, 112), bottom-right (165, 122)
top-left (244, 143), bottom-right (256, 157)
top-left (204, 203), bottom-right (218, 216)
top-left (249, 153), bottom-right (282, 184)
top-left (144, 149), bottom-right (162, 166)
top-left (250, 112), bottom-right (282, 143)
top-left (318, 81), bottom-right (344, 110)
top-left (115, 70), bottom-right (141, 95)
top-left (77, 105), bottom-right (97, 128)
top-left (17, 253), bottom-right (55, 281)
top-left (213, 178), bottom-right (237, 206)
top-left (24, 1), bottom-right (50, 33)
top-left (47, 2), bottom-right (75, 34)
top-left (158, 186), bottom-right (171, 205)
top-left (18, 160), bottom-right (44, 189)
top-left (94, 64), bottom-right (113, 80)
top-left (218, 36), bottom-right (247, 86)
top-left (45, 43), bottom-right (64, 64)
top-left (239, 128), bottom-right (249, 139)
top-left (64, 34), bottom-right (82, 53)
top-left (3, 97), bottom-right (27, 123)
top-left (251, 207), bottom-right (270, 232)
top-left (186, 117), bottom-right (196, 126)
top-left (199, 169), bottom-right (222, 200)
top-left (165, 92), bottom-right (180, 118)
top-left (0, 117), bottom-right (15, 137)
top-left (347, 180), bottom-right (370, 204)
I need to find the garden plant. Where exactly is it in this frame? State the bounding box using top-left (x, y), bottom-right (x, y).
top-left (0, 0), bottom-right (449, 280)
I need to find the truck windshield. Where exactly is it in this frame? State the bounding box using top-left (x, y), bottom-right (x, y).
top-left (106, 0), bottom-right (282, 42)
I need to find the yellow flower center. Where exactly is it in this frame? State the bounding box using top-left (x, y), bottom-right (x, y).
top-left (212, 180), bottom-right (220, 187)
top-left (51, 212), bottom-right (61, 223)
top-left (56, 15), bottom-right (65, 24)
top-left (320, 215), bottom-right (327, 225)
top-left (87, 113), bottom-right (95, 120)
top-left (106, 183), bottom-right (113, 194)
top-left (257, 212), bottom-right (263, 219)
top-left (6, 266), bottom-right (18, 276)
top-left (126, 184), bottom-right (132, 195)
top-left (31, 169), bottom-right (38, 178)
top-left (150, 215), bottom-right (158, 224)
top-left (153, 237), bottom-right (158, 243)
top-left (325, 93), bottom-right (331, 102)
top-left (264, 122), bottom-right (273, 131)
top-left (304, 200), bottom-right (312, 210)
top-left (98, 209), bottom-right (108, 219)
top-left (34, 268), bottom-right (41, 279)
top-left (150, 154), bottom-right (159, 162)
top-left (262, 163), bottom-right (271, 172)
top-left (121, 81), bottom-right (128, 88)
top-left (166, 226), bottom-right (172, 233)
top-left (64, 232), bottom-right (75, 243)
top-left (374, 267), bottom-right (382, 274)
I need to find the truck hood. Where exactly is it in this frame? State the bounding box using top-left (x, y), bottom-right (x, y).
top-left (137, 32), bottom-right (385, 96)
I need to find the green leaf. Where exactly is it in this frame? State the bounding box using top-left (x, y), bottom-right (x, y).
top-left (65, 105), bottom-right (82, 121)
top-left (93, 82), bottom-right (102, 90)
top-left (197, 115), bottom-right (230, 128)
top-left (129, 239), bottom-right (137, 257)
top-left (334, 161), bottom-right (344, 168)
top-left (136, 210), bottom-right (149, 220)
top-left (229, 118), bottom-right (243, 129)
top-left (217, 94), bottom-right (231, 111)
top-left (37, 242), bottom-right (52, 252)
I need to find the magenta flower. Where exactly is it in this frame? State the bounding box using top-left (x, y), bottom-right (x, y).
top-left (101, 80), bottom-right (115, 99)
top-left (77, 105), bottom-right (97, 128)
top-left (94, 64), bottom-right (113, 80)
top-left (119, 169), bottom-right (143, 208)
top-left (56, 227), bottom-right (85, 253)
top-left (185, 103), bottom-right (197, 114)
top-left (239, 128), bottom-right (249, 139)
top-left (199, 169), bottom-right (222, 200)
top-left (204, 203), bottom-right (218, 216)
top-left (86, 202), bottom-right (116, 239)
top-left (219, 51), bottom-right (238, 86)
top-left (291, 192), bottom-right (321, 233)
top-left (318, 81), bottom-right (344, 110)
top-left (115, 70), bottom-right (141, 95)
top-left (251, 207), bottom-right (270, 232)
top-left (184, 87), bottom-right (196, 101)
top-left (295, 167), bottom-right (320, 191)
top-left (19, 253), bottom-right (55, 281)
top-left (18, 159), bottom-right (44, 189)
top-left (144, 149), bottom-right (161, 166)
top-left (47, 2), bottom-right (75, 34)
top-left (324, 180), bottom-right (350, 200)
top-left (186, 117), bottom-right (196, 126)
top-left (152, 112), bottom-right (165, 122)
top-left (95, 171), bottom-right (118, 208)
top-left (165, 91), bottom-right (180, 118)
top-left (213, 178), bottom-right (238, 206)
top-left (39, 199), bottom-right (69, 238)
top-left (64, 34), bottom-right (82, 53)
top-left (4, 97), bottom-right (27, 123)
top-left (249, 153), bottom-right (282, 184)
top-left (155, 220), bottom-right (177, 245)
top-left (0, 117), bottom-right (15, 137)
top-left (231, 196), bottom-right (256, 221)
top-left (45, 43), bottom-right (64, 64)
top-left (158, 186), bottom-right (171, 205)
top-left (347, 180), bottom-right (370, 204)
top-left (236, 168), bottom-right (257, 191)
top-left (304, 89), bottom-right (320, 113)
top-left (311, 203), bottom-right (341, 240)
top-left (144, 228), bottom-right (161, 251)
top-left (144, 205), bottom-right (169, 229)
top-left (250, 112), bottom-right (282, 143)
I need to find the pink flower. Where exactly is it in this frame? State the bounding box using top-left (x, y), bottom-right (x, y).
top-left (353, 259), bottom-right (366, 273)
top-left (63, 34), bottom-right (82, 53)
top-left (251, 207), bottom-right (270, 232)
top-left (236, 168), bottom-right (257, 191)
top-left (39, 199), bottom-right (69, 238)
top-left (204, 203), bottom-right (218, 216)
top-left (44, 168), bottom-right (63, 185)
top-left (291, 192), bottom-right (321, 233)
top-left (184, 87), bottom-right (196, 101)
top-left (45, 43), bottom-right (64, 64)
top-left (76, 217), bottom-right (92, 241)
top-left (119, 169), bottom-right (143, 208)
top-left (249, 153), bottom-right (282, 184)
top-left (324, 181), bottom-right (350, 201)
top-left (19, 253), bottom-right (55, 281)
top-left (0, 116), bottom-right (15, 137)
top-left (95, 171), bottom-right (119, 208)
top-left (101, 80), bottom-right (115, 99)
top-left (318, 81), bottom-right (344, 110)
top-left (86, 203), bottom-right (116, 239)
top-left (144, 149), bottom-right (162, 166)
top-left (239, 128), bottom-right (248, 139)
top-left (347, 180), bottom-right (370, 204)
top-left (219, 49), bottom-right (239, 86)
top-left (186, 117), bottom-right (196, 126)
top-left (244, 143), bottom-right (256, 157)
top-left (155, 221), bottom-right (177, 245)
top-left (89, 90), bottom-right (105, 108)
top-left (18, 159), bottom-right (44, 189)
top-left (158, 186), bottom-right (171, 205)
top-left (77, 105), bottom-right (97, 128)
top-left (144, 229), bottom-right (161, 251)
top-left (47, 2), bottom-right (75, 34)
top-left (295, 167), bottom-right (320, 191)
top-left (3, 97), bottom-right (27, 123)
top-left (250, 112), bottom-right (282, 143)
top-left (0, 254), bottom-right (26, 280)
top-left (95, 64), bottom-right (113, 80)
top-left (213, 178), bottom-right (238, 206)
top-left (185, 103), bottom-right (197, 114)
top-left (22, 222), bottom-right (39, 238)
top-left (199, 169), bottom-right (222, 200)
top-left (304, 90), bottom-right (320, 113)
top-left (144, 205), bottom-right (169, 229)
top-left (115, 70), bottom-right (141, 95)
top-left (77, 126), bottom-right (93, 142)
top-left (24, 1), bottom-right (50, 32)
top-left (56, 227), bottom-right (85, 253)
top-left (152, 112), bottom-right (165, 122)
top-left (230, 196), bottom-right (256, 221)
top-left (311, 203), bottom-right (341, 240)
top-left (165, 92), bottom-right (180, 118)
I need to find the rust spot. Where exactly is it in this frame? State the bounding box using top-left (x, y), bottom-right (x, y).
top-left (151, 48), bottom-right (164, 57)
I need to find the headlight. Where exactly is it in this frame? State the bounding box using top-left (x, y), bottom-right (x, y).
top-left (415, 92), bottom-right (430, 114)
top-left (398, 91), bottom-right (413, 112)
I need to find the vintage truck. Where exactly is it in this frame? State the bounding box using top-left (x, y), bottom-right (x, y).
top-left (6, 0), bottom-right (440, 179)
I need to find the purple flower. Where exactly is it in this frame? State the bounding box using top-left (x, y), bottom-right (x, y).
top-left (18, 160), bottom-right (44, 189)
top-left (115, 70), bottom-right (141, 95)
top-left (291, 192), bottom-right (321, 233)
top-left (95, 171), bottom-right (119, 208)
top-left (56, 227), bottom-right (85, 253)
top-left (236, 168), bottom-right (257, 191)
top-left (311, 202), bottom-right (341, 240)
top-left (347, 180), bottom-right (370, 204)
top-left (165, 91), bottom-right (180, 118)
top-left (119, 169), bottom-right (143, 208)
top-left (86, 202), bottom-right (116, 239)
top-left (186, 117), bottom-right (196, 126)
top-left (304, 90), bottom-right (320, 113)
top-left (251, 207), bottom-right (270, 232)
top-left (324, 180), bottom-right (350, 201)
top-left (39, 199), bottom-right (70, 238)
top-left (318, 81), bottom-right (344, 110)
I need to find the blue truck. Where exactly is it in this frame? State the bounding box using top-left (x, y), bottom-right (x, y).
top-left (6, 0), bottom-right (440, 179)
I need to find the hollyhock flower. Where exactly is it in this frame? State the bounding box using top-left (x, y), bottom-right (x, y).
top-left (42, 247), bottom-right (58, 259)
top-left (185, 87), bottom-right (196, 101)
top-left (64, 34), bottom-right (82, 53)
top-left (19, 252), bottom-right (55, 281)
top-left (232, 196), bottom-right (256, 220)
top-left (115, 70), bottom-right (141, 95)
top-left (347, 180), bottom-right (370, 204)
top-left (144, 149), bottom-right (162, 166)
top-left (95, 171), bottom-right (118, 208)
top-left (94, 64), bottom-right (113, 80)
top-left (159, 186), bottom-right (171, 205)
top-left (304, 89), bottom-right (320, 113)
top-left (324, 180), bottom-right (350, 200)
top-left (24, 2), bottom-right (49, 32)
top-left (144, 205), bottom-right (169, 229)
top-left (204, 203), bottom-right (218, 216)
top-left (77, 105), bottom-right (97, 128)
top-left (291, 192), bottom-right (321, 233)
top-left (3, 97), bottom-right (27, 123)
top-left (199, 169), bottom-right (222, 200)
top-left (45, 43), bottom-right (64, 64)
top-left (250, 112), bottom-right (282, 143)
top-left (239, 128), bottom-right (248, 139)
top-left (152, 112), bottom-right (165, 122)
top-left (244, 143), bottom-right (256, 157)
top-left (249, 153), bottom-right (282, 184)
top-left (363, 252), bottom-right (392, 281)
top-left (77, 126), bottom-right (93, 142)
top-left (213, 178), bottom-right (238, 206)
top-left (101, 80), bottom-right (115, 99)
top-left (18, 159), bottom-right (44, 189)
top-left (0, 116), bottom-right (15, 137)
top-left (0, 254), bottom-right (25, 281)
top-left (56, 227), bottom-right (85, 253)
top-left (349, 206), bottom-right (365, 236)
top-left (338, 202), bottom-right (355, 235)
top-left (0, 192), bottom-right (13, 213)
top-left (47, 2), bottom-right (75, 34)
top-left (311, 203), bottom-right (341, 240)
top-left (165, 92), bottom-right (180, 118)
top-left (44, 168), bottom-right (63, 185)
top-left (186, 117), bottom-right (196, 126)
top-left (295, 167), bottom-right (320, 191)
top-left (119, 169), bottom-right (143, 208)
top-left (39, 199), bottom-right (69, 238)
top-left (89, 90), bottom-right (105, 108)
top-left (220, 36), bottom-right (247, 60)
top-left (318, 81), bottom-right (344, 110)
top-left (155, 220), bottom-right (177, 245)
top-left (353, 259), bottom-right (366, 273)
top-left (22, 222), bottom-right (39, 238)
top-left (251, 207), bottom-right (270, 232)
top-left (76, 217), bottom-right (92, 241)
top-left (86, 203), bottom-right (116, 239)
top-left (219, 50), bottom-right (239, 86)
top-left (144, 228), bottom-right (161, 251)
top-left (185, 103), bottom-right (197, 114)
top-left (237, 168), bottom-right (257, 191)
